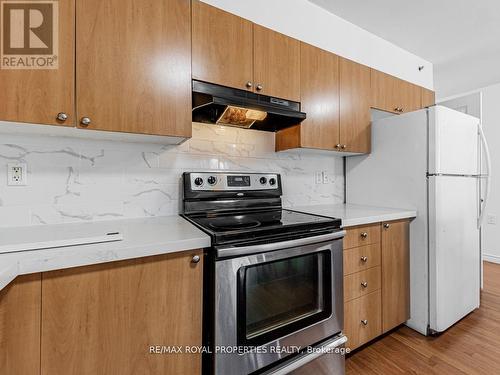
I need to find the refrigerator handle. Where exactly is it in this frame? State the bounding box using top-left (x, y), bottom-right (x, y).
top-left (478, 122), bottom-right (492, 229)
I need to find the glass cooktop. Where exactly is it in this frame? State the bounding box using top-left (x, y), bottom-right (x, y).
top-left (183, 209), bottom-right (341, 246)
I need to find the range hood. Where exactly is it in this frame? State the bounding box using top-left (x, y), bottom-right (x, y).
top-left (192, 80), bottom-right (306, 132)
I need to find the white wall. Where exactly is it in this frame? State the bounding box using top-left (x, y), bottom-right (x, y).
top-left (201, 0), bottom-right (434, 89)
top-left (0, 123), bottom-right (344, 227)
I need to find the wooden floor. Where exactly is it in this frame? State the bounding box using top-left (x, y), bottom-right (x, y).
top-left (346, 262), bottom-right (500, 374)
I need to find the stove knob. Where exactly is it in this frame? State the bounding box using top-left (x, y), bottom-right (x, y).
top-left (269, 178), bottom-right (276, 186)
top-left (259, 177), bottom-right (267, 185)
top-left (194, 177), bottom-right (203, 186)
top-left (207, 176), bottom-right (217, 185)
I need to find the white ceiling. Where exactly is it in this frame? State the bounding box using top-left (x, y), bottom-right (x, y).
top-left (308, 0), bottom-right (500, 98)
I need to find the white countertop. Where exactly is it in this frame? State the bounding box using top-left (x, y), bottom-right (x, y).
top-left (0, 216), bottom-right (210, 292)
top-left (0, 204), bottom-right (416, 292)
top-left (291, 203), bottom-right (417, 227)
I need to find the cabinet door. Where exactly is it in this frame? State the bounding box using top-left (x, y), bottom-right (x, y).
top-left (371, 69), bottom-right (400, 114)
top-left (41, 251), bottom-right (203, 375)
top-left (253, 25), bottom-right (300, 101)
top-left (192, 1), bottom-right (253, 91)
top-left (422, 88), bottom-right (436, 108)
top-left (0, 274), bottom-right (41, 375)
top-left (381, 220), bottom-right (410, 332)
top-left (298, 43), bottom-right (340, 150)
top-left (339, 58), bottom-right (371, 153)
top-left (0, 0), bottom-right (74, 126)
top-left (76, 0), bottom-right (191, 137)
top-left (400, 80), bottom-right (422, 113)
top-left (344, 290), bottom-right (382, 350)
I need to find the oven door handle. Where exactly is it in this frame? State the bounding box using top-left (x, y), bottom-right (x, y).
top-left (263, 334), bottom-right (348, 375)
top-left (215, 230), bottom-right (346, 258)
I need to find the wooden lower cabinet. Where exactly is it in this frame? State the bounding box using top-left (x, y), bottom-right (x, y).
top-left (343, 243), bottom-right (381, 275)
top-left (343, 220), bottom-right (410, 351)
top-left (0, 251), bottom-right (203, 375)
top-left (41, 251), bottom-right (203, 375)
top-left (381, 220), bottom-right (410, 333)
top-left (0, 273), bottom-right (42, 375)
top-left (344, 266), bottom-right (381, 302)
top-left (344, 290), bottom-right (382, 350)
top-left (343, 223), bottom-right (381, 249)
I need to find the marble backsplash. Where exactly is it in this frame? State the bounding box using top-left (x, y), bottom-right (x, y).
top-left (0, 122), bottom-right (344, 227)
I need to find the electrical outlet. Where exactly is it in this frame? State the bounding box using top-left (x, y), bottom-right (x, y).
top-left (7, 163), bottom-right (27, 186)
top-left (487, 214), bottom-right (497, 225)
top-left (315, 172), bottom-right (323, 184)
top-left (322, 171), bottom-right (329, 184)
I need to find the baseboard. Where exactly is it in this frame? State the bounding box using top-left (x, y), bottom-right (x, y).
top-left (483, 253), bottom-right (500, 264)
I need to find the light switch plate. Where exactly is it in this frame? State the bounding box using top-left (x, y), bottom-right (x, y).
top-left (7, 163), bottom-right (28, 186)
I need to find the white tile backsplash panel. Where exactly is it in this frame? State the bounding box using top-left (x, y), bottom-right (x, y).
top-left (0, 123), bottom-right (344, 227)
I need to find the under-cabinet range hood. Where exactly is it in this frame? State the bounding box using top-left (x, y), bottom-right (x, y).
top-left (192, 80), bottom-right (306, 131)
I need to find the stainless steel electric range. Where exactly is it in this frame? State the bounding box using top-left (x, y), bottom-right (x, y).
top-left (181, 172), bottom-right (347, 375)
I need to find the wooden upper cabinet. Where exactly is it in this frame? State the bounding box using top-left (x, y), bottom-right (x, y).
top-left (41, 251), bottom-right (203, 375)
top-left (275, 43), bottom-right (339, 151)
top-left (76, 0), bottom-right (192, 137)
top-left (422, 88), bottom-right (436, 108)
top-left (192, 1), bottom-right (253, 91)
top-left (253, 25), bottom-right (300, 101)
top-left (371, 69), bottom-right (400, 113)
top-left (0, 0), bottom-right (75, 126)
top-left (371, 69), bottom-right (422, 114)
top-left (0, 274), bottom-right (42, 375)
top-left (339, 58), bottom-right (371, 153)
top-left (400, 80), bottom-right (422, 113)
top-left (381, 220), bottom-right (410, 333)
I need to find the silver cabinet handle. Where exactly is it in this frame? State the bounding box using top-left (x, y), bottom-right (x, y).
top-left (361, 319), bottom-right (368, 325)
top-left (80, 117), bottom-right (91, 127)
top-left (341, 144), bottom-right (347, 149)
top-left (191, 255), bottom-right (201, 264)
top-left (246, 81), bottom-right (253, 89)
top-left (360, 232), bottom-right (368, 238)
top-left (335, 144), bottom-right (341, 149)
top-left (361, 256), bottom-right (368, 262)
top-left (256, 84), bottom-right (263, 91)
top-left (384, 223), bottom-right (390, 229)
top-left (56, 112), bottom-right (68, 122)
top-left (361, 281), bottom-right (368, 288)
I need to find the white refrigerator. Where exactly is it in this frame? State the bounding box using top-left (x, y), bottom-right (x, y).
top-left (346, 105), bottom-right (491, 335)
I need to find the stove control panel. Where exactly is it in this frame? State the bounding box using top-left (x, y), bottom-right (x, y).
top-left (188, 172), bottom-right (280, 191)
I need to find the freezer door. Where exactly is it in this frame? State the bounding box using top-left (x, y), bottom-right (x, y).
top-left (428, 106), bottom-right (479, 175)
top-left (428, 176), bottom-right (480, 333)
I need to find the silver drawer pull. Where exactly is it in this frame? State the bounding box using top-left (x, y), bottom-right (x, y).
top-left (191, 255), bottom-right (201, 263)
top-left (361, 319), bottom-right (368, 326)
top-left (360, 256), bottom-right (368, 262)
top-left (361, 281), bottom-right (368, 288)
top-left (360, 232), bottom-right (368, 239)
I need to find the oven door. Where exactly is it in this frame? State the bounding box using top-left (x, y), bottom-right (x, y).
top-left (213, 231), bottom-right (344, 375)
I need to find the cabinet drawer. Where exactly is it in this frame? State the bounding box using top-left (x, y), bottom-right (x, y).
top-left (344, 266), bottom-right (381, 302)
top-left (344, 290), bottom-right (382, 350)
top-left (344, 244), bottom-right (381, 275)
top-left (344, 224), bottom-right (381, 249)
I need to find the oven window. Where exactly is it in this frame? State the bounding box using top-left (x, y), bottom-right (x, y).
top-left (237, 251), bottom-right (332, 346)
